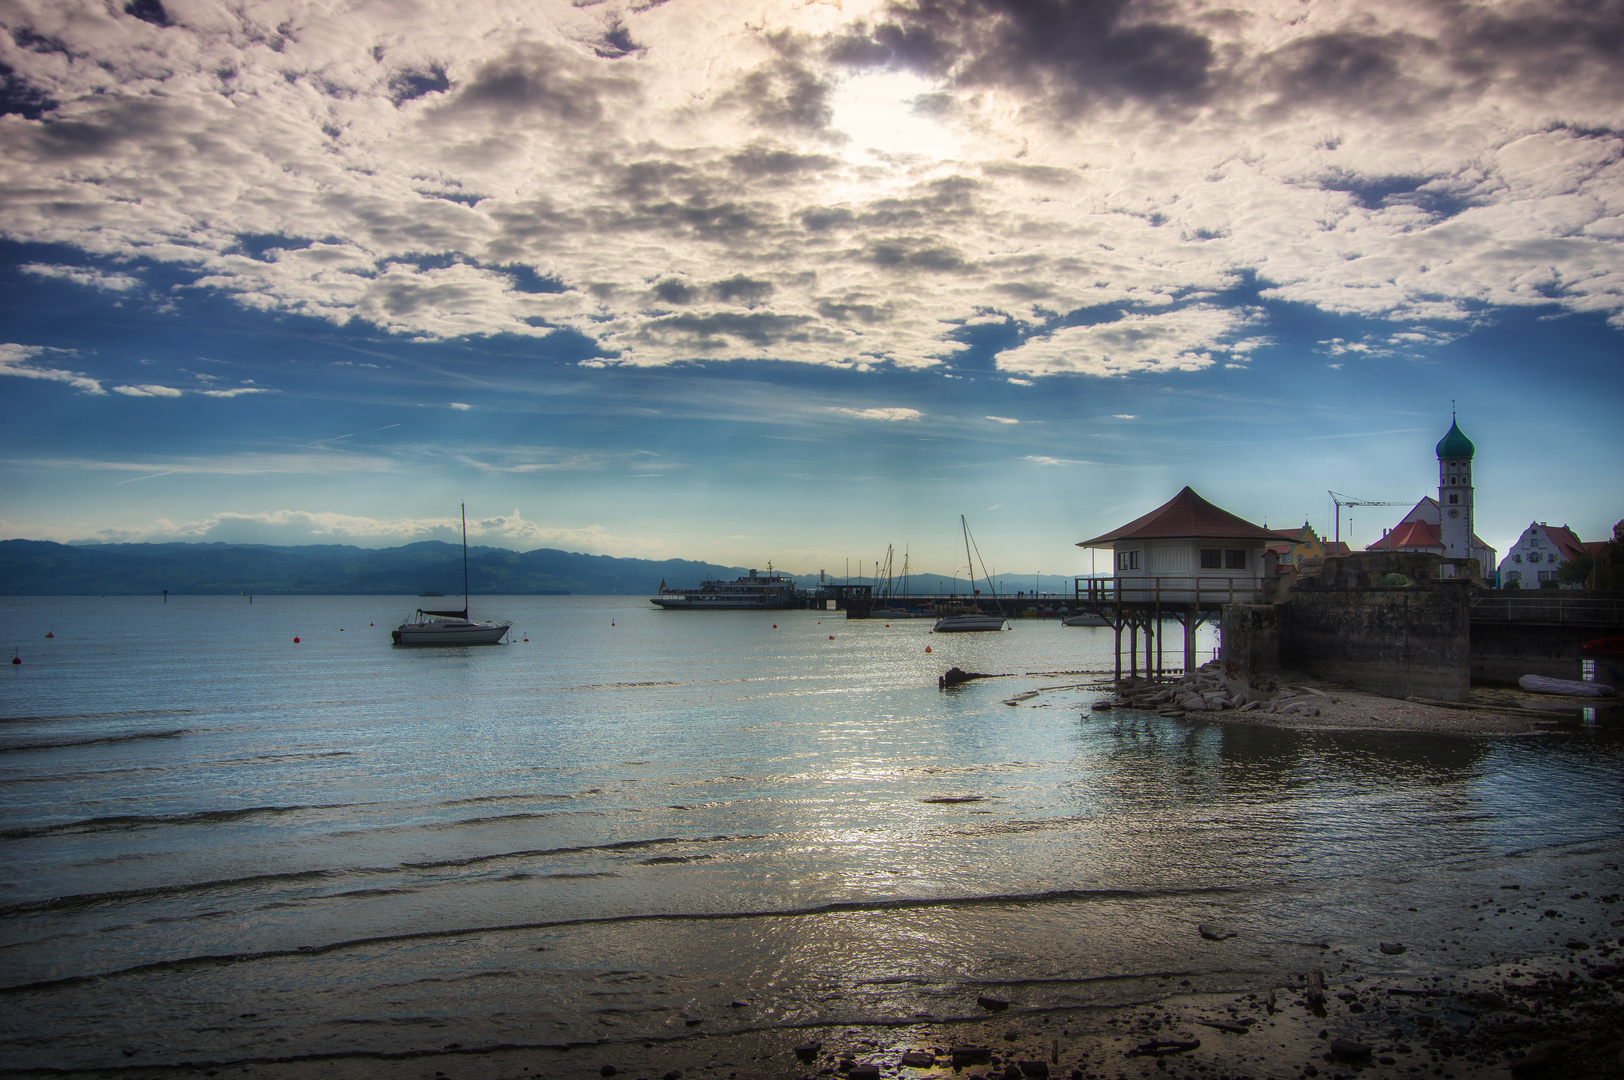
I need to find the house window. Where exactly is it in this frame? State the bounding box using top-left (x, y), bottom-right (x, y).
top-left (1506, 571), bottom-right (1521, 582)
top-left (1225, 549), bottom-right (1247, 569)
top-left (1513, 554), bottom-right (1522, 563)
top-left (1200, 549), bottom-right (1221, 569)
top-left (1117, 550), bottom-right (1140, 571)
top-left (1538, 571), bottom-right (1557, 582)
top-left (1528, 553), bottom-right (1541, 563)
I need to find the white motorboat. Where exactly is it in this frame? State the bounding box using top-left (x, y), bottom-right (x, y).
top-left (930, 516), bottom-right (1008, 632)
top-left (392, 504), bottom-right (511, 646)
top-left (1062, 611), bottom-right (1110, 627)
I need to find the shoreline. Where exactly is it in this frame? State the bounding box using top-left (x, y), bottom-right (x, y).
top-left (1100, 667), bottom-right (1613, 736)
top-left (25, 937), bottom-right (1620, 1080)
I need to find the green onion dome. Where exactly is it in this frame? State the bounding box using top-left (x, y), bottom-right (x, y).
top-left (1435, 419), bottom-right (1475, 460)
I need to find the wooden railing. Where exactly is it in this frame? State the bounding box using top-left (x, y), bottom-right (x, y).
top-left (1074, 575), bottom-right (1267, 607)
top-left (1470, 593), bottom-right (1624, 626)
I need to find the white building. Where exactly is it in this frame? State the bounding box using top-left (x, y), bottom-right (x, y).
top-left (1497, 523), bottom-right (1587, 589)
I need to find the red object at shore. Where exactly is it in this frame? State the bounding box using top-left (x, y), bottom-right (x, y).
top-left (1581, 637), bottom-right (1624, 656)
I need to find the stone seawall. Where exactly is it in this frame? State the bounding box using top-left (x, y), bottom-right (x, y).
top-left (1273, 551), bottom-right (1474, 702)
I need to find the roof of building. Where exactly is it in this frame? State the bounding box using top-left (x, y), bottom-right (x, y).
top-left (1436, 418), bottom-right (1475, 460)
top-left (1324, 541), bottom-right (1352, 556)
top-left (1543, 524), bottom-right (1586, 561)
top-left (1079, 486), bottom-right (1293, 547)
top-left (1366, 520), bottom-right (1442, 552)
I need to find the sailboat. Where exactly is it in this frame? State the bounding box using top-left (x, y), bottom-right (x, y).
top-left (391, 504), bottom-right (512, 646)
top-left (931, 516), bottom-right (1008, 633)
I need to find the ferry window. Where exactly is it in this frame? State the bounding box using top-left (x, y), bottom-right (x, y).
top-left (1200, 549), bottom-right (1221, 569)
top-left (1116, 550), bottom-right (1140, 571)
top-left (1225, 549), bottom-right (1247, 569)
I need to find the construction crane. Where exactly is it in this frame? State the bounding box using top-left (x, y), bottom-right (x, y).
top-left (1328, 491), bottom-right (1405, 547)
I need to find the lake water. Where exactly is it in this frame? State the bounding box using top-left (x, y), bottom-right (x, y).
top-left (2, 595), bottom-right (1621, 1071)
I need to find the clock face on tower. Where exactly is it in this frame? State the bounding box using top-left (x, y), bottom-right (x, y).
top-left (1448, 509), bottom-right (1460, 518)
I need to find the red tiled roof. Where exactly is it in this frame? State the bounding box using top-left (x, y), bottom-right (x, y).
top-left (1543, 524), bottom-right (1586, 561)
top-left (1079, 487), bottom-right (1294, 547)
top-left (1323, 541), bottom-right (1352, 556)
top-left (1366, 520), bottom-right (1441, 551)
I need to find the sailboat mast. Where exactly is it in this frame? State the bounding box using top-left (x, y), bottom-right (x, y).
top-left (461, 502), bottom-right (469, 613)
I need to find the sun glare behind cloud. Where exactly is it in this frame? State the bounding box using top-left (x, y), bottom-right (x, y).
top-left (829, 71), bottom-right (961, 172)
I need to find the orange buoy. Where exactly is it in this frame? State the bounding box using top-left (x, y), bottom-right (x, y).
top-left (925, 645), bottom-right (932, 653)
top-left (45, 631), bottom-right (53, 638)
top-left (829, 635), bottom-right (835, 640)
top-left (11, 652), bottom-right (19, 665)
top-left (611, 621), bottom-right (615, 626)
top-left (772, 624), bottom-right (777, 629)
top-left (293, 637), bottom-right (300, 643)
top-left (369, 622), bottom-right (374, 626)
top-left (523, 637), bottom-right (529, 642)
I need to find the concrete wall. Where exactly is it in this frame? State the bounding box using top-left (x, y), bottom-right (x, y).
top-left (1280, 552), bottom-right (1473, 701)
top-left (1219, 603), bottom-right (1280, 696)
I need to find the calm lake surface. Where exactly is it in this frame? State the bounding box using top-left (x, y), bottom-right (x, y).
top-left (2, 595), bottom-right (1620, 1071)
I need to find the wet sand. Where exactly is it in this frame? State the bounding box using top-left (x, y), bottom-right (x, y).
top-left (53, 912), bottom-right (1622, 1080)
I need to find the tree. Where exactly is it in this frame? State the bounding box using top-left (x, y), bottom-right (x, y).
top-left (1593, 520), bottom-right (1624, 591)
top-left (1558, 551), bottom-right (1594, 587)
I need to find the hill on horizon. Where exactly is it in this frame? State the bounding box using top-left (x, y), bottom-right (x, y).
top-left (0, 539), bottom-right (1083, 598)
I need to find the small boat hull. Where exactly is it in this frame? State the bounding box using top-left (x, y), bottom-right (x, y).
top-left (392, 619), bottom-right (511, 646)
top-left (932, 614), bottom-right (1007, 632)
top-left (1062, 613), bottom-right (1111, 627)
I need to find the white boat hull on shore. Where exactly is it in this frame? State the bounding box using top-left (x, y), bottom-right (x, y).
top-left (931, 614), bottom-right (1007, 632)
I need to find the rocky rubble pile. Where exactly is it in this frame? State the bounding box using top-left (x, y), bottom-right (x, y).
top-left (1112, 660), bottom-right (1330, 718)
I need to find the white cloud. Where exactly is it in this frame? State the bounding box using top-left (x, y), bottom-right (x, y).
top-left (448, 402), bottom-right (473, 410)
top-left (0, 343), bottom-right (104, 394)
top-left (985, 415), bottom-right (1019, 424)
top-left (113, 384), bottom-right (185, 397)
top-left (834, 406), bottom-right (923, 422)
top-left (0, 0), bottom-right (1620, 382)
top-left (1112, 414), bottom-right (1136, 420)
top-left (199, 387), bottom-right (273, 398)
top-left (995, 306), bottom-right (1265, 377)
top-left (21, 263), bottom-right (140, 292)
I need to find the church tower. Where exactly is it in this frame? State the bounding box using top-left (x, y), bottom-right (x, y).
top-left (1436, 412), bottom-right (1475, 562)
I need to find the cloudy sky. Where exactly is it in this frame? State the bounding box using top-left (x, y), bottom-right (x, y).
top-left (1, 0), bottom-right (1620, 578)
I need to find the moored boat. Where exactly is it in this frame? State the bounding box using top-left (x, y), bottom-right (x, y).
top-left (393, 504), bottom-right (511, 646)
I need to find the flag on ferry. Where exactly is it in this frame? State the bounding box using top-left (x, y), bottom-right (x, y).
top-left (658, 579), bottom-right (665, 594)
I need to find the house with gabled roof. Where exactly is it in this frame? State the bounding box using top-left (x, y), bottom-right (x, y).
top-left (1498, 522), bottom-right (1588, 589)
top-left (1077, 487), bottom-right (1296, 679)
top-left (1078, 486), bottom-right (1293, 605)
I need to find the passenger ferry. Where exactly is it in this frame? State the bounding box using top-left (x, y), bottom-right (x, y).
top-left (650, 567), bottom-right (798, 609)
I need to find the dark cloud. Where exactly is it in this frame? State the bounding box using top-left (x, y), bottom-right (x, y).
top-left (711, 275), bottom-right (774, 305)
top-left (829, 0), bottom-right (1215, 113)
top-left (123, 0), bottom-right (170, 28)
top-left (24, 98), bottom-right (174, 161)
top-left (1265, 32), bottom-right (1407, 103)
top-left (817, 295), bottom-right (895, 324)
top-left (0, 62), bottom-right (55, 120)
top-left (798, 176), bottom-right (980, 235)
top-left (726, 145), bottom-right (838, 178)
top-left (593, 19), bottom-right (642, 60)
top-left (1444, 0), bottom-right (1624, 91)
top-left (1317, 169), bottom-right (1481, 220)
top-left (439, 42), bottom-right (631, 124)
top-left (730, 60), bottom-right (832, 131)
top-left (653, 277), bottom-right (694, 304)
top-left (800, 206), bottom-right (856, 231)
top-left (869, 239), bottom-right (968, 272)
top-left (389, 64), bottom-right (450, 106)
top-left (632, 311), bottom-right (820, 348)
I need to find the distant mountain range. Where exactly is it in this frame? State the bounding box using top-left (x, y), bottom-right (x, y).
top-left (0, 539), bottom-right (1085, 597)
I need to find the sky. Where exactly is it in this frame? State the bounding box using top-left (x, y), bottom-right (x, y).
top-left (1, 0), bottom-right (1621, 581)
